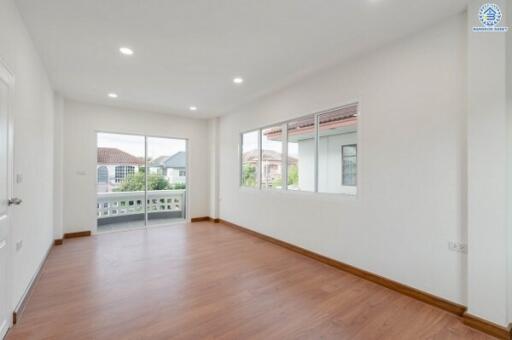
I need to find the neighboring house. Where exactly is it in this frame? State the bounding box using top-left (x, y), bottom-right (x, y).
top-left (149, 151), bottom-right (187, 184)
top-left (262, 108), bottom-right (358, 194)
top-left (243, 150), bottom-right (297, 188)
top-left (97, 147), bottom-right (144, 192)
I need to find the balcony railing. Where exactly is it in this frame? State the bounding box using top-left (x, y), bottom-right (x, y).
top-left (97, 190), bottom-right (186, 224)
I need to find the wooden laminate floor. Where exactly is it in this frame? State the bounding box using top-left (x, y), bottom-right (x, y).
top-left (7, 221), bottom-right (492, 340)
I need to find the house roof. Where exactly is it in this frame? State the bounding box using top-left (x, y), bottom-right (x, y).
top-left (97, 147), bottom-right (144, 165)
top-left (164, 151), bottom-right (186, 168)
top-left (149, 155), bottom-right (169, 167)
top-left (149, 151), bottom-right (187, 169)
top-left (265, 104), bottom-right (358, 141)
top-left (243, 150), bottom-right (297, 164)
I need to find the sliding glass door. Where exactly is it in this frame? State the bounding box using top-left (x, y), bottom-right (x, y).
top-left (97, 133), bottom-right (146, 232)
top-left (147, 137), bottom-right (187, 226)
top-left (96, 132), bottom-right (187, 233)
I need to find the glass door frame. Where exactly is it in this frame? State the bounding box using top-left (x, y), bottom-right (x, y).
top-left (95, 130), bottom-right (189, 233)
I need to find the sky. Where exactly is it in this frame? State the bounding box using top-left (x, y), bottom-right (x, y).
top-left (97, 133), bottom-right (186, 161)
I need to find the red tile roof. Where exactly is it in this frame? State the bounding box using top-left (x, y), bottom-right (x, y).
top-left (97, 147), bottom-right (144, 165)
top-left (265, 104), bottom-right (358, 141)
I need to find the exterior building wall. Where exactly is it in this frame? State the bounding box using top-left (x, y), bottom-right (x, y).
top-left (96, 164), bottom-right (140, 192)
top-left (297, 132), bottom-right (357, 194)
top-left (166, 168), bottom-right (186, 184)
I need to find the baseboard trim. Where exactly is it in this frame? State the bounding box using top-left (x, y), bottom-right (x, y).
top-left (191, 217), bottom-right (220, 223)
top-left (12, 242), bottom-right (52, 325)
top-left (463, 313), bottom-right (512, 340)
top-left (54, 239), bottom-right (63, 245)
top-left (218, 218), bottom-right (466, 316)
top-left (63, 231), bottom-right (91, 239)
top-left (190, 216), bottom-right (210, 222)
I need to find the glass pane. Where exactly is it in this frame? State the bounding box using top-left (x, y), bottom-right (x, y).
top-left (318, 105), bottom-right (358, 194)
top-left (287, 115), bottom-right (315, 191)
top-left (97, 133), bottom-right (146, 232)
top-left (147, 137), bottom-right (187, 226)
top-left (342, 145), bottom-right (357, 186)
top-left (241, 130), bottom-right (259, 188)
top-left (261, 126), bottom-right (283, 189)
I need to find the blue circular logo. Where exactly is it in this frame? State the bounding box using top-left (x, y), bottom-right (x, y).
top-left (479, 3), bottom-right (502, 27)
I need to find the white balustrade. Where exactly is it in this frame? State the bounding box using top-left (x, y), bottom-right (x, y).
top-left (97, 190), bottom-right (185, 219)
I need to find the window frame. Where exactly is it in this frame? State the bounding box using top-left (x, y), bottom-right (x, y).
top-left (97, 166), bottom-right (108, 184)
top-left (260, 124), bottom-right (286, 190)
top-left (285, 114), bottom-right (316, 192)
top-left (341, 144), bottom-right (357, 187)
top-left (240, 129), bottom-right (261, 189)
top-left (114, 165), bottom-right (135, 183)
top-left (239, 102), bottom-right (359, 197)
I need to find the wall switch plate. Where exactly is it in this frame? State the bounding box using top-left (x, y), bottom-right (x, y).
top-left (16, 240), bottom-right (23, 251)
top-left (16, 174), bottom-right (23, 184)
top-left (448, 241), bottom-right (467, 254)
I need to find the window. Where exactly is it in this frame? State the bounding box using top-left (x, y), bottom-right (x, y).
top-left (261, 126), bottom-right (283, 189)
top-left (287, 115), bottom-right (315, 191)
top-left (342, 145), bottom-right (357, 186)
top-left (97, 166), bottom-right (108, 184)
top-left (241, 130), bottom-right (259, 188)
top-left (318, 105), bottom-right (358, 194)
top-left (115, 165), bottom-right (135, 183)
top-left (239, 103), bottom-right (358, 195)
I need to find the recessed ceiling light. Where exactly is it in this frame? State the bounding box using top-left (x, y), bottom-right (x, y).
top-left (119, 47), bottom-right (134, 55)
top-left (233, 77), bottom-right (244, 84)
top-left (108, 93), bottom-right (118, 98)
top-left (189, 106), bottom-right (197, 111)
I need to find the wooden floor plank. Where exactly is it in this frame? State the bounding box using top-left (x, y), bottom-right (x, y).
top-left (7, 222), bottom-right (493, 340)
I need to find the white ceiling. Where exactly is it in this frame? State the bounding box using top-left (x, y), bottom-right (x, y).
top-left (15, 0), bottom-right (468, 118)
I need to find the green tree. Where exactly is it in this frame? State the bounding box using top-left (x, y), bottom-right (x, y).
top-left (242, 164), bottom-right (256, 187)
top-left (287, 164), bottom-right (299, 186)
top-left (115, 171), bottom-right (173, 191)
top-left (169, 182), bottom-right (186, 190)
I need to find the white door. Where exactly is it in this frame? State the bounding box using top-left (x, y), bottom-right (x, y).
top-left (0, 63), bottom-right (14, 338)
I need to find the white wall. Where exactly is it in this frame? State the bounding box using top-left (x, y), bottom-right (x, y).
top-left (0, 0), bottom-right (55, 312)
top-left (467, 0), bottom-right (510, 327)
top-left (62, 99), bottom-right (210, 233)
top-left (508, 0), bottom-right (512, 326)
top-left (218, 13), bottom-right (468, 308)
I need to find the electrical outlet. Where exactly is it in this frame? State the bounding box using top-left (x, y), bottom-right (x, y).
top-left (448, 241), bottom-right (467, 254)
top-left (16, 240), bottom-right (23, 251)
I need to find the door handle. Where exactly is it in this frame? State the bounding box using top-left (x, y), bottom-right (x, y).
top-left (8, 198), bottom-right (22, 206)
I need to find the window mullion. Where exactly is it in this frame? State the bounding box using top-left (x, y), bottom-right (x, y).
top-left (144, 136), bottom-right (148, 227)
top-left (314, 113), bottom-right (319, 193)
top-left (283, 123), bottom-right (288, 190)
top-left (258, 129), bottom-right (262, 189)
